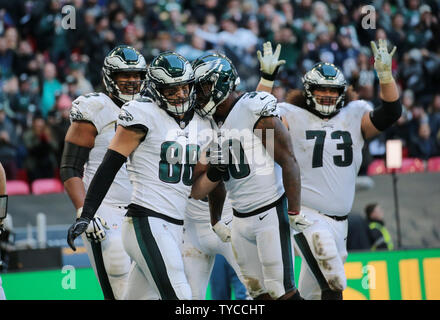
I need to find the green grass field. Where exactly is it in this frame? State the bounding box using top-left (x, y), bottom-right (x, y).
top-left (2, 249), bottom-right (439, 300)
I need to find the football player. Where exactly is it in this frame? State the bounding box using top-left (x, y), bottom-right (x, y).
top-left (67, 51), bottom-right (213, 300)
top-left (259, 40), bottom-right (401, 299)
top-left (60, 45), bottom-right (147, 300)
top-left (182, 57), bottom-right (249, 300)
top-left (190, 53), bottom-right (312, 300)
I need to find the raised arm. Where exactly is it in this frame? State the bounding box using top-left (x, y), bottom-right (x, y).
top-left (361, 40), bottom-right (402, 140)
top-left (256, 42), bottom-right (285, 93)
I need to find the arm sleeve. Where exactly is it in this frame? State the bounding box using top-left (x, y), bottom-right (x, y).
top-left (81, 149), bottom-right (127, 220)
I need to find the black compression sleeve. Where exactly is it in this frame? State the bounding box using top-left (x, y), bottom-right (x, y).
top-left (60, 142), bottom-right (92, 182)
top-left (81, 149), bottom-right (127, 220)
top-left (369, 99), bottom-right (402, 131)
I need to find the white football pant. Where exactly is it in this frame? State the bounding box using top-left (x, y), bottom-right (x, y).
top-left (82, 203), bottom-right (130, 300)
top-left (293, 206), bottom-right (348, 300)
top-left (231, 196), bottom-right (297, 299)
top-left (122, 216), bottom-right (191, 300)
top-left (182, 217), bottom-right (248, 299)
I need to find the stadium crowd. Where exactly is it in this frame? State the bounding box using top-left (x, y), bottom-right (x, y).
top-left (0, 0), bottom-right (439, 182)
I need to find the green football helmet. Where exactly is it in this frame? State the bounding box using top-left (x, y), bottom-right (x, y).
top-left (102, 45), bottom-right (147, 105)
top-left (192, 52), bottom-right (240, 117)
top-left (146, 51), bottom-right (196, 116)
top-left (302, 62), bottom-right (347, 118)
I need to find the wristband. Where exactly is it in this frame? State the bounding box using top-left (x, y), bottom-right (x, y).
top-left (288, 210), bottom-right (300, 216)
top-left (259, 78), bottom-right (275, 88)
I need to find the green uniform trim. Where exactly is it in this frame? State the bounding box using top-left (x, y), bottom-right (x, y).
top-left (90, 241), bottom-right (116, 300)
top-left (132, 216), bottom-right (179, 300)
top-left (294, 233), bottom-right (330, 290)
top-left (275, 195), bottom-right (296, 292)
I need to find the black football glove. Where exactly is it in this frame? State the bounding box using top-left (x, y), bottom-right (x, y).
top-left (67, 217), bottom-right (91, 251)
top-left (206, 142), bottom-right (228, 182)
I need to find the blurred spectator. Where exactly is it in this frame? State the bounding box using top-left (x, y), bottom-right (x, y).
top-left (0, 104), bottom-right (18, 179)
top-left (22, 113), bottom-right (58, 182)
top-left (35, 0), bottom-right (70, 64)
top-left (176, 34), bottom-right (207, 62)
top-left (428, 94), bottom-right (440, 143)
top-left (40, 62), bottom-right (62, 119)
top-left (69, 62), bottom-right (94, 97)
top-left (65, 75), bottom-right (81, 100)
top-left (48, 94), bottom-right (71, 165)
top-left (388, 13), bottom-right (407, 55)
top-left (0, 36), bottom-right (15, 80)
top-left (334, 30), bottom-right (360, 80)
top-left (195, 13), bottom-right (258, 54)
top-left (347, 213), bottom-right (371, 251)
top-left (365, 203), bottom-right (394, 251)
top-left (12, 39), bottom-right (35, 78)
top-left (409, 118), bottom-right (439, 159)
top-left (131, 0), bottom-right (162, 41)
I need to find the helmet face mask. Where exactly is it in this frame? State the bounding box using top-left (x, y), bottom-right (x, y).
top-left (192, 53), bottom-right (240, 118)
top-left (302, 62), bottom-right (347, 118)
top-left (147, 51), bottom-right (196, 116)
top-left (102, 45), bottom-right (147, 105)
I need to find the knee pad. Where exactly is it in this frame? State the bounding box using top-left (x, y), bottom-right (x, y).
top-left (310, 231), bottom-right (346, 291)
top-left (102, 236), bottom-right (131, 277)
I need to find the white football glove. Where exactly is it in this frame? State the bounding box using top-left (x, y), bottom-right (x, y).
top-left (76, 207), bottom-right (109, 242)
top-left (212, 221), bottom-right (231, 242)
top-left (288, 211), bottom-right (313, 233)
top-left (370, 39), bottom-right (397, 84)
top-left (257, 41), bottom-right (286, 85)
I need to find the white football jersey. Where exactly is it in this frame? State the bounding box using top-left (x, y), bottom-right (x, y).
top-left (278, 100), bottom-right (373, 216)
top-left (212, 91), bottom-right (285, 214)
top-left (185, 195), bottom-right (233, 224)
top-left (117, 97), bottom-right (213, 221)
top-left (70, 92), bottom-right (132, 206)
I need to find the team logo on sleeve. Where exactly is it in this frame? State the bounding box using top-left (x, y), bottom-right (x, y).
top-left (259, 100), bottom-right (278, 117)
top-left (118, 109), bottom-right (134, 122)
top-left (70, 105), bottom-right (84, 121)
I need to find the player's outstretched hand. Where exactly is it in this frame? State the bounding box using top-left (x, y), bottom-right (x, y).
top-left (370, 39), bottom-right (396, 84)
top-left (67, 217), bottom-right (91, 251)
top-left (257, 41), bottom-right (286, 82)
top-left (288, 211), bottom-right (313, 233)
top-left (212, 221), bottom-right (231, 242)
top-left (85, 215), bottom-right (110, 242)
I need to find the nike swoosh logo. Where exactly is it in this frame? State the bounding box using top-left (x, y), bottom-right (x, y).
top-left (225, 219), bottom-right (232, 225)
top-left (260, 95), bottom-right (268, 100)
top-left (259, 213), bottom-right (269, 221)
